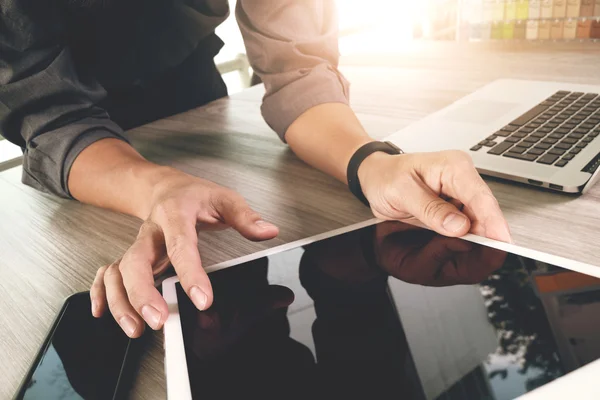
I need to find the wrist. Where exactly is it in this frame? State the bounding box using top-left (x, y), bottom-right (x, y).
top-left (131, 163), bottom-right (185, 220)
top-left (357, 151), bottom-right (392, 186)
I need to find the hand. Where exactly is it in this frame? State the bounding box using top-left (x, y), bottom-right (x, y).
top-left (90, 168), bottom-right (279, 338)
top-left (358, 150), bottom-right (511, 242)
top-left (372, 222), bottom-right (506, 286)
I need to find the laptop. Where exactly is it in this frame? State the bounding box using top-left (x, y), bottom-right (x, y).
top-left (385, 79), bottom-right (600, 193)
top-left (162, 219), bottom-right (600, 400)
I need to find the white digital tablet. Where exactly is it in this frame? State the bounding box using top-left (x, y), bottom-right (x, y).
top-left (162, 220), bottom-right (600, 400)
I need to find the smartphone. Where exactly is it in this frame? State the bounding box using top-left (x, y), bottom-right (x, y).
top-left (162, 220), bottom-right (600, 400)
top-left (13, 291), bottom-right (145, 400)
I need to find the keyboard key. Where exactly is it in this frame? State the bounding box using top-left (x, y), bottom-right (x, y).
top-left (511, 132), bottom-right (527, 138)
top-left (581, 123), bottom-right (595, 129)
top-left (470, 145), bottom-right (482, 151)
top-left (556, 91), bottom-right (570, 96)
top-left (555, 142), bottom-right (573, 150)
top-left (518, 141), bottom-right (534, 148)
top-left (528, 148), bottom-right (545, 156)
top-left (535, 143), bottom-right (552, 150)
top-left (532, 131), bottom-right (547, 138)
top-left (487, 141), bottom-right (514, 155)
top-left (548, 148), bottom-right (566, 155)
top-left (562, 153), bottom-right (575, 161)
top-left (495, 130), bottom-right (511, 137)
top-left (529, 123), bottom-right (541, 129)
top-left (523, 136), bottom-right (540, 143)
top-left (568, 133), bottom-right (584, 139)
top-left (561, 138), bottom-right (578, 145)
top-left (556, 128), bottom-right (571, 134)
top-left (583, 136), bottom-right (594, 143)
top-left (504, 152), bottom-right (538, 161)
top-left (504, 137), bottom-right (520, 143)
top-left (511, 146), bottom-right (529, 154)
top-left (561, 123), bottom-right (577, 130)
top-left (519, 127), bottom-right (535, 134)
top-left (545, 123), bottom-right (559, 129)
top-left (479, 140), bottom-right (497, 147)
top-left (576, 142), bottom-right (588, 148)
top-left (510, 105), bottom-right (549, 126)
top-left (575, 127), bottom-right (591, 134)
top-left (502, 125), bottom-right (519, 132)
top-left (542, 138), bottom-right (558, 144)
top-left (537, 154), bottom-right (559, 165)
top-left (538, 127), bottom-right (553, 133)
top-left (555, 160), bottom-right (569, 167)
top-left (582, 94), bottom-right (598, 100)
top-left (549, 133), bottom-right (565, 139)
top-left (569, 148), bottom-right (582, 154)
top-left (591, 131), bottom-right (599, 138)
top-left (487, 134), bottom-right (498, 141)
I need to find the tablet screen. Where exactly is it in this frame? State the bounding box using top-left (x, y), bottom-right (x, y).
top-left (175, 221), bottom-right (600, 400)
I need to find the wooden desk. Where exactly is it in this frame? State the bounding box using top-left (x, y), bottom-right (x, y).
top-left (1, 41), bottom-right (599, 399)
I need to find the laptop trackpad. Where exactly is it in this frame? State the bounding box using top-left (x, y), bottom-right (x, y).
top-left (442, 100), bottom-right (520, 124)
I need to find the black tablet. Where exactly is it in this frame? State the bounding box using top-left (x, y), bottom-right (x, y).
top-left (163, 220), bottom-right (600, 400)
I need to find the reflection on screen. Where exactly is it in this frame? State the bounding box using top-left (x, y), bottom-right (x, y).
top-left (176, 221), bottom-right (600, 400)
top-left (18, 295), bottom-right (131, 400)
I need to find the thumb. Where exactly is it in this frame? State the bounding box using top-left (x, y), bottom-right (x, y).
top-left (213, 192), bottom-right (279, 241)
top-left (395, 179), bottom-right (471, 237)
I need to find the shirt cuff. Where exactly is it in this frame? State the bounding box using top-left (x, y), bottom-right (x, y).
top-left (261, 64), bottom-right (350, 142)
top-left (22, 120), bottom-right (128, 199)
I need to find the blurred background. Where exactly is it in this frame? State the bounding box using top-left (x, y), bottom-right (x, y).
top-left (215, 0), bottom-right (459, 93)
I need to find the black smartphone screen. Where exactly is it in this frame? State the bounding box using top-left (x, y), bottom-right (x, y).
top-left (14, 292), bottom-right (140, 400)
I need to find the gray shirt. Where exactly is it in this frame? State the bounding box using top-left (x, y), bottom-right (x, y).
top-left (0, 0), bottom-right (350, 198)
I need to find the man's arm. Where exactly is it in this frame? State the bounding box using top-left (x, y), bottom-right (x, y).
top-left (2, 2), bottom-right (278, 338)
top-left (237, 0), bottom-right (511, 242)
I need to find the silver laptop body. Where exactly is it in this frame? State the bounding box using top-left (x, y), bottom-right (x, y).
top-left (386, 79), bottom-right (600, 193)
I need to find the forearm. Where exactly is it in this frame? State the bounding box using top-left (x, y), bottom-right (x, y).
top-left (285, 103), bottom-right (375, 183)
top-left (68, 138), bottom-right (179, 220)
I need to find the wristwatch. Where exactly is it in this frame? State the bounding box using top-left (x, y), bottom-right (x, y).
top-left (346, 141), bottom-right (404, 207)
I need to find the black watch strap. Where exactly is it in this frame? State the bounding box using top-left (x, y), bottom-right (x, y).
top-left (347, 141), bottom-right (403, 206)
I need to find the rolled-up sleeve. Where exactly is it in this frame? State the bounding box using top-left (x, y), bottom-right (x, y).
top-left (0, 4), bottom-right (128, 198)
top-left (236, 0), bottom-right (350, 141)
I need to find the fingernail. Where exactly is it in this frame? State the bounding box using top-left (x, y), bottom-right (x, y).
top-left (141, 305), bottom-right (162, 330)
top-left (255, 220), bottom-right (275, 229)
top-left (119, 316), bottom-right (138, 337)
top-left (91, 299), bottom-right (98, 315)
top-left (443, 213), bottom-right (468, 233)
top-left (190, 286), bottom-right (207, 310)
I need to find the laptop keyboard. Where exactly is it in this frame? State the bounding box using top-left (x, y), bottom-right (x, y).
top-left (470, 91), bottom-right (600, 167)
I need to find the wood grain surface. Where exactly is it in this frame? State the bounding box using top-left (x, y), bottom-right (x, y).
top-left (1, 41), bottom-right (600, 399)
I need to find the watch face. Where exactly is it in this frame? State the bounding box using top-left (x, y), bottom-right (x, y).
top-left (384, 141), bottom-right (404, 154)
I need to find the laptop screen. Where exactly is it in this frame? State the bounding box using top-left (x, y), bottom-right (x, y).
top-left (175, 221), bottom-right (600, 400)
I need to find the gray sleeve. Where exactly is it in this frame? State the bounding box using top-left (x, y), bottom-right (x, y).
top-left (0, 4), bottom-right (128, 198)
top-left (235, 0), bottom-right (350, 141)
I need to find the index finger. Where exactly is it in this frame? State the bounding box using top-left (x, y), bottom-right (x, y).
top-left (443, 155), bottom-right (512, 242)
top-left (155, 206), bottom-right (213, 311)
